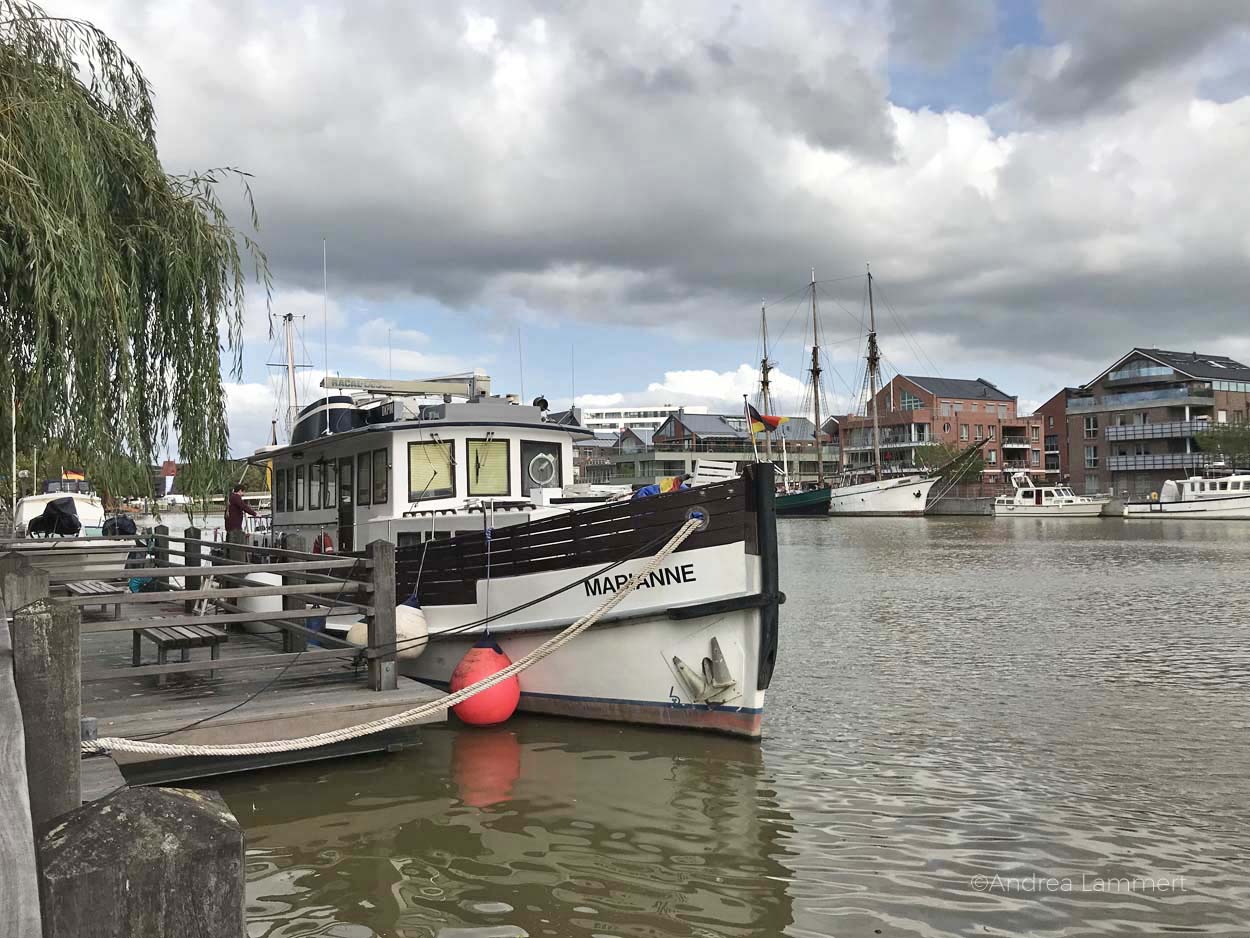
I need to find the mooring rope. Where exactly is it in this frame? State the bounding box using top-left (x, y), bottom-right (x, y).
top-left (82, 517), bottom-right (703, 758)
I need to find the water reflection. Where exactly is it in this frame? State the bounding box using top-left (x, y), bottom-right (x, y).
top-left (215, 518), bottom-right (1250, 937)
top-left (220, 722), bottom-right (796, 938)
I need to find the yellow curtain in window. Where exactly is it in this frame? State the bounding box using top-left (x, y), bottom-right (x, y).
top-left (467, 439), bottom-right (509, 496)
top-left (408, 441), bottom-right (453, 500)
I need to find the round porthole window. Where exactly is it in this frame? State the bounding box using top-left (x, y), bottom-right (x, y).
top-left (943, 422), bottom-right (951, 433)
top-left (528, 452), bottom-right (559, 487)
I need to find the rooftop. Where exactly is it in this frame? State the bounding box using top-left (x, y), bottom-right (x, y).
top-left (901, 376), bottom-right (1014, 402)
top-left (1134, 348), bottom-right (1250, 382)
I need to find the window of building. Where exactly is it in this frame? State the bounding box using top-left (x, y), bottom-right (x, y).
top-left (275, 468), bottom-right (287, 513)
top-left (953, 402), bottom-right (964, 412)
top-left (468, 439), bottom-right (510, 496)
top-left (372, 449), bottom-right (388, 504)
top-left (357, 452), bottom-right (372, 506)
top-left (1134, 442), bottom-right (1148, 457)
top-left (309, 463), bottom-right (322, 510)
top-left (939, 401), bottom-right (951, 416)
top-left (1031, 426), bottom-right (1040, 441)
top-left (960, 425), bottom-right (969, 441)
top-left (1048, 416), bottom-right (1054, 428)
top-left (408, 441), bottom-right (454, 500)
top-left (1031, 449), bottom-right (1040, 466)
top-left (987, 449), bottom-right (997, 465)
top-left (900, 390), bottom-right (923, 410)
top-left (998, 404), bottom-right (1007, 418)
top-left (1218, 410), bottom-right (1228, 423)
top-left (975, 424), bottom-right (984, 440)
top-left (988, 426), bottom-right (996, 440)
top-left (295, 465), bottom-right (305, 511)
top-left (1084, 416), bottom-right (1098, 438)
top-left (1084, 445), bottom-right (1098, 469)
top-left (520, 441), bottom-right (562, 495)
top-left (943, 422), bottom-right (952, 433)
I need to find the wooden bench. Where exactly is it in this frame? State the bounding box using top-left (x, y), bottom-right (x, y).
top-left (132, 625), bottom-right (228, 685)
top-left (65, 579), bottom-right (125, 619)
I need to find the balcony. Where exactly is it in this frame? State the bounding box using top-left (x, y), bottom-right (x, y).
top-left (1105, 453), bottom-right (1210, 472)
top-left (1001, 438), bottom-right (1031, 448)
top-left (842, 437), bottom-right (932, 452)
top-left (1105, 365), bottom-right (1176, 386)
top-left (1068, 386), bottom-right (1213, 412)
top-left (1104, 420), bottom-right (1210, 442)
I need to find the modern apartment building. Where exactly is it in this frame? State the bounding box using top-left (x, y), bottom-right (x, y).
top-left (606, 412), bottom-right (836, 485)
top-left (580, 403), bottom-right (708, 436)
top-left (837, 376), bottom-right (1045, 477)
top-left (1065, 348), bottom-right (1250, 496)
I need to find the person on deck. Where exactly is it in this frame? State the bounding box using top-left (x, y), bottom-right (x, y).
top-left (226, 483), bottom-right (258, 532)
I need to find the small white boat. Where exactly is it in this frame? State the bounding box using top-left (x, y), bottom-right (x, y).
top-left (828, 475), bottom-right (938, 515)
top-left (1123, 474), bottom-right (1250, 520)
top-left (11, 489), bottom-right (137, 572)
top-left (993, 472), bottom-right (1107, 517)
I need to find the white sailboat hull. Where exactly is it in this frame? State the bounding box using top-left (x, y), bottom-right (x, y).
top-left (404, 540), bottom-right (768, 737)
top-left (827, 476), bottom-right (938, 516)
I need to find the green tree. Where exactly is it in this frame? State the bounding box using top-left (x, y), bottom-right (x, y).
top-left (1193, 423), bottom-right (1250, 468)
top-left (0, 1), bottom-right (269, 499)
top-left (914, 442), bottom-right (985, 481)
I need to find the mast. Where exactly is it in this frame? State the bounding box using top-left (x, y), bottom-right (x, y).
top-left (759, 301), bottom-right (773, 461)
top-left (867, 265), bottom-right (883, 481)
top-left (809, 269), bottom-right (824, 487)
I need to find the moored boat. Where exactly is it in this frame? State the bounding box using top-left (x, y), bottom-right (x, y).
top-left (828, 474), bottom-right (938, 515)
top-left (398, 464), bottom-right (781, 738)
top-left (993, 472), bottom-right (1107, 517)
top-left (1123, 473), bottom-right (1250, 519)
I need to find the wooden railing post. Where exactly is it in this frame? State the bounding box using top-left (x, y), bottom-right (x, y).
top-left (0, 552), bottom-right (49, 610)
top-left (366, 539), bottom-right (397, 691)
top-left (0, 601), bottom-right (42, 938)
top-left (225, 529), bottom-right (247, 563)
top-left (183, 526), bottom-right (201, 614)
top-left (11, 599), bottom-right (81, 830)
top-left (282, 534), bottom-right (306, 653)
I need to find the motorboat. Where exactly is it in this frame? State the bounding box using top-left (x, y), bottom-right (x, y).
top-left (993, 472), bottom-right (1108, 517)
top-left (1123, 473), bottom-right (1250, 519)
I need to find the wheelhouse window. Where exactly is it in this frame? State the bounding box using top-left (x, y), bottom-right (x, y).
top-left (323, 460), bottom-right (337, 508)
top-left (408, 440), bottom-right (455, 500)
top-left (295, 465), bottom-right (305, 511)
top-left (357, 452), bottom-right (372, 506)
top-left (275, 468), bottom-right (287, 514)
top-left (339, 457), bottom-right (352, 505)
top-left (309, 463), bottom-right (322, 510)
top-left (468, 439), bottom-right (510, 496)
top-left (520, 440), bottom-right (562, 496)
top-left (372, 449), bottom-right (389, 504)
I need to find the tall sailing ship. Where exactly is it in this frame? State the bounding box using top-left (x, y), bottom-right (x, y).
top-left (827, 269), bottom-right (939, 516)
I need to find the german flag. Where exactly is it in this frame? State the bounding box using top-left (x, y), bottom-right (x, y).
top-left (746, 403), bottom-right (789, 434)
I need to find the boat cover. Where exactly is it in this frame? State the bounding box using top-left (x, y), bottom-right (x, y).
top-left (29, 497), bottom-right (82, 536)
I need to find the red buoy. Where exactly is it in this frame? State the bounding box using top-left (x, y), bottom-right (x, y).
top-left (448, 638), bottom-right (520, 726)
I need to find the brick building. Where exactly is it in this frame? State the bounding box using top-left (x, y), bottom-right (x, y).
top-left (838, 376), bottom-right (1046, 478)
top-left (1063, 348), bottom-right (1250, 496)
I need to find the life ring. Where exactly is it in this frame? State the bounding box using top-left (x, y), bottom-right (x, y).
top-left (527, 452), bottom-right (558, 487)
top-left (311, 532), bottom-right (334, 554)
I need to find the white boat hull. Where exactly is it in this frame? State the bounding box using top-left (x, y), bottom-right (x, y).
top-left (994, 502), bottom-right (1106, 517)
top-left (403, 541), bottom-right (768, 737)
top-left (1124, 495), bottom-right (1250, 520)
top-left (827, 476), bottom-right (937, 516)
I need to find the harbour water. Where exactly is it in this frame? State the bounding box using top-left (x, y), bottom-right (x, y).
top-left (215, 517), bottom-right (1250, 937)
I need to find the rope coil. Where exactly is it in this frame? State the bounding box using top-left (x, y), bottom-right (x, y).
top-left (83, 517), bottom-right (703, 758)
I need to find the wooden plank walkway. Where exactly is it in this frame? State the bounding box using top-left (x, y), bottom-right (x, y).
top-left (80, 600), bottom-right (445, 786)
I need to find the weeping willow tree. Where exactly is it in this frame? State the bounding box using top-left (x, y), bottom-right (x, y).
top-left (0, 1), bottom-right (269, 502)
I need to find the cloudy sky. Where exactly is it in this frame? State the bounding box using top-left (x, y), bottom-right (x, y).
top-left (50, 0), bottom-right (1250, 455)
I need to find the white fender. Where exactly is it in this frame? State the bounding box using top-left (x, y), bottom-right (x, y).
top-left (346, 595), bottom-right (428, 661)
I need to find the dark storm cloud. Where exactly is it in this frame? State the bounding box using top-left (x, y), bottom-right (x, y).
top-left (889, 0), bottom-right (995, 72)
top-left (999, 0), bottom-right (1250, 120)
top-left (50, 0), bottom-right (1250, 371)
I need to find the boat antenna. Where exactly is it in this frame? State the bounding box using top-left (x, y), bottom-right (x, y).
top-left (759, 300), bottom-right (773, 462)
top-left (322, 238), bottom-right (330, 434)
top-left (810, 268), bottom-right (824, 488)
top-left (284, 312), bottom-right (299, 434)
top-left (517, 327), bottom-right (525, 402)
top-left (867, 263), bottom-right (883, 482)
top-left (570, 344), bottom-right (576, 408)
